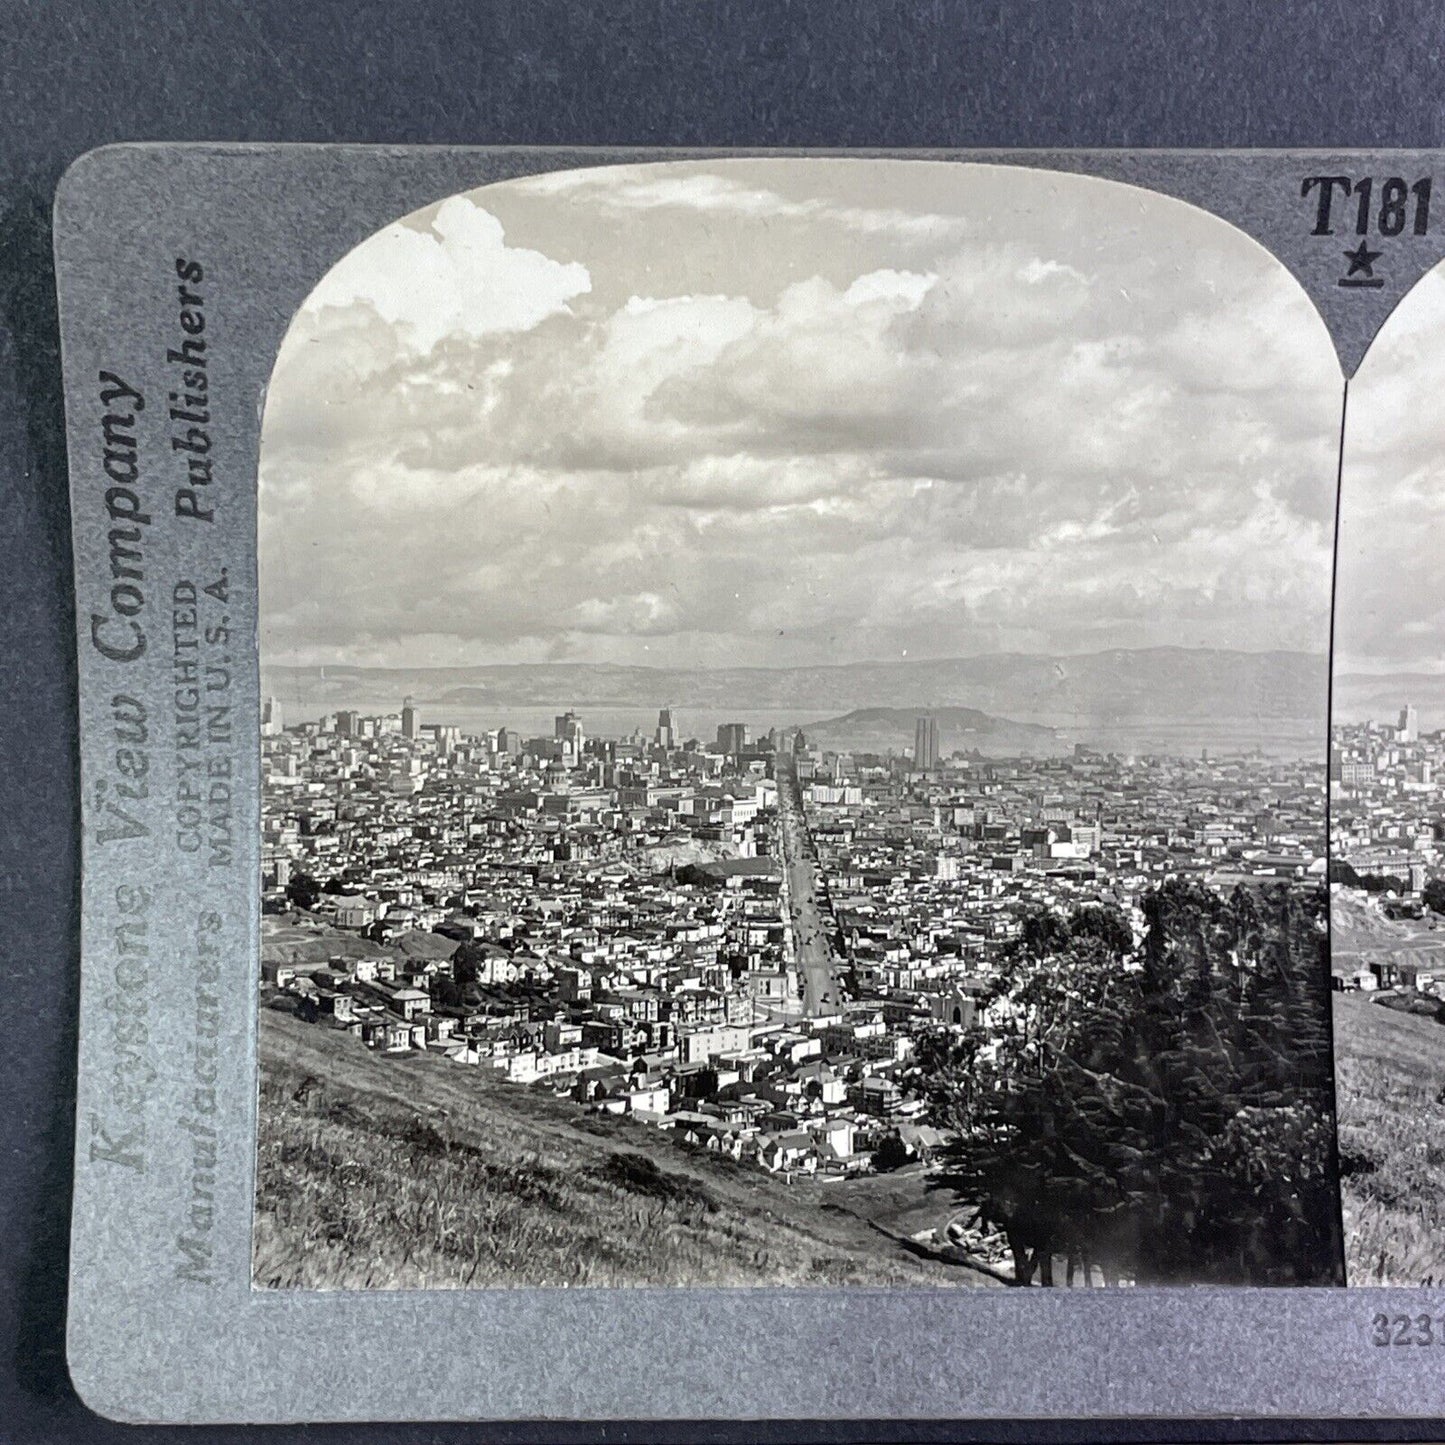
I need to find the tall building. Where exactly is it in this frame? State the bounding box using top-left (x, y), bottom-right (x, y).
top-left (260, 695), bottom-right (283, 736)
top-left (716, 721), bottom-right (749, 755)
top-left (1399, 703), bottom-right (1419, 743)
top-left (914, 714), bottom-right (940, 772)
top-left (401, 698), bottom-right (419, 740)
top-left (555, 709), bottom-right (585, 765)
top-left (334, 709), bottom-right (359, 736)
top-left (655, 707), bottom-right (677, 749)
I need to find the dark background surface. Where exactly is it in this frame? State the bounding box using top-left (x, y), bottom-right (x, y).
top-left (6, 2), bottom-right (1445, 1439)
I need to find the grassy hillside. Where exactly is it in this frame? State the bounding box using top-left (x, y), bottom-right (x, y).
top-left (262, 912), bottom-right (456, 965)
top-left (1334, 992), bottom-right (1445, 1285)
top-left (254, 1005), bottom-right (992, 1290)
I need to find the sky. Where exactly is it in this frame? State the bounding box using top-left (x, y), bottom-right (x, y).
top-left (1335, 263), bottom-right (1445, 677)
top-left (258, 159), bottom-right (1344, 671)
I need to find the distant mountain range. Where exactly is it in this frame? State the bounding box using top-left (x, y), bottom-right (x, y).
top-left (1334, 672), bottom-right (1445, 730)
top-left (799, 706), bottom-right (1066, 758)
top-left (262, 646), bottom-right (1327, 735)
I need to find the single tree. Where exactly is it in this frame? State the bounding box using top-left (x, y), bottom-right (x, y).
top-left (451, 940), bottom-right (485, 991)
top-left (285, 871), bottom-right (321, 912)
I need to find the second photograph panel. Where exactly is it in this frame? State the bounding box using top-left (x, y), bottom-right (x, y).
top-left (1332, 258), bottom-right (1445, 1287)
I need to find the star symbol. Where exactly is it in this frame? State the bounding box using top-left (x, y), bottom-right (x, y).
top-left (1343, 240), bottom-right (1382, 278)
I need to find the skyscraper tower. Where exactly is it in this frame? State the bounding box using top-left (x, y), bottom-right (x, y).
top-left (716, 721), bottom-right (749, 756)
top-left (914, 714), bottom-right (940, 772)
top-left (555, 709), bottom-right (585, 764)
top-left (1400, 703), bottom-right (1420, 743)
top-left (655, 707), bottom-right (676, 749)
top-left (401, 697), bottom-right (419, 740)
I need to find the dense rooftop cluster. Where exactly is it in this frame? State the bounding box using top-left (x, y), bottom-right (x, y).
top-left (260, 701), bottom-right (1325, 1178)
top-left (1330, 705), bottom-right (1445, 993)
top-left (1332, 706), bottom-right (1444, 885)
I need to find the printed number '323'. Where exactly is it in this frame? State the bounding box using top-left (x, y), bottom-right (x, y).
top-left (1371, 1312), bottom-right (1441, 1346)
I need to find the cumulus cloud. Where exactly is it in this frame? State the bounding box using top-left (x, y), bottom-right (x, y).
top-left (260, 161), bottom-right (1343, 670)
top-left (302, 194), bottom-right (591, 353)
top-left (1336, 266), bottom-right (1445, 674)
top-left (508, 164), bottom-right (973, 240)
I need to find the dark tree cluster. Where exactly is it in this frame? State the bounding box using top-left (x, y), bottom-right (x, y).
top-left (283, 870), bottom-right (321, 912)
top-left (426, 941), bottom-right (489, 1011)
top-left (1424, 878), bottom-right (1445, 917)
top-left (1329, 858), bottom-right (1409, 895)
top-left (923, 880), bottom-right (1343, 1287)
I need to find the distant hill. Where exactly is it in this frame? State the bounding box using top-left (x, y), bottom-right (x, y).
top-left (262, 647), bottom-right (1326, 733)
top-left (800, 706), bottom-right (1066, 758)
top-left (1334, 672), bottom-right (1445, 731)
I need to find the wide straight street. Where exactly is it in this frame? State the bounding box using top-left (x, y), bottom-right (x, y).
top-left (774, 752), bottom-right (845, 1015)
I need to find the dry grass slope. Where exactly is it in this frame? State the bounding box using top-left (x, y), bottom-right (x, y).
top-left (1335, 993), bottom-right (1445, 1285)
top-left (254, 1007), bottom-right (986, 1289)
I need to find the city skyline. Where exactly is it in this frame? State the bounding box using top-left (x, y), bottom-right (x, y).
top-left (260, 160), bottom-right (1341, 673)
top-left (258, 660), bottom-right (1337, 1289)
top-left (262, 697), bottom-right (965, 762)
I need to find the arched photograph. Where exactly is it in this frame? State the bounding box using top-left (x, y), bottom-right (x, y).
top-left (1331, 259), bottom-right (1445, 1285)
top-left (253, 159), bottom-right (1346, 1289)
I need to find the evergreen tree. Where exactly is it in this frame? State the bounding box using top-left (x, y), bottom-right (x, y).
top-left (451, 940), bottom-right (485, 993)
top-left (284, 870), bottom-right (320, 912)
top-left (1423, 878), bottom-right (1445, 915)
top-left (924, 882), bottom-right (1343, 1287)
